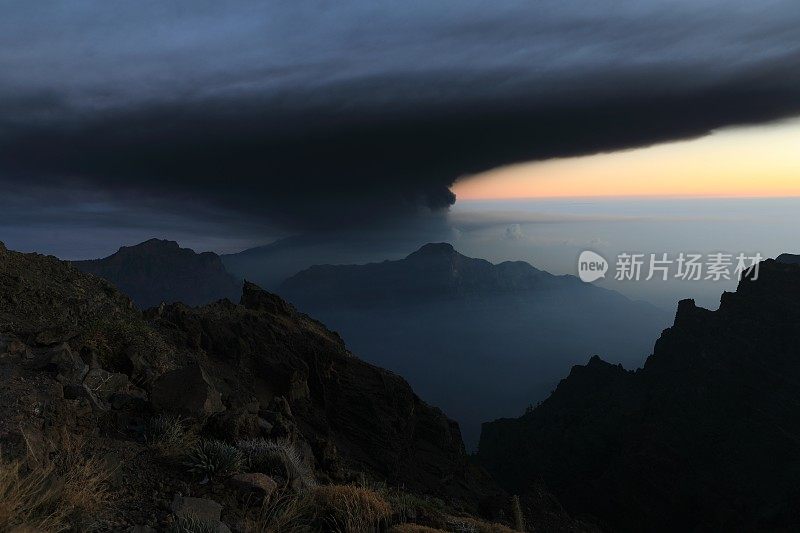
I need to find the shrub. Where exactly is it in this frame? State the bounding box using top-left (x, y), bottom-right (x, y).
top-left (0, 434), bottom-right (111, 531)
top-left (313, 484), bottom-right (392, 533)
top-left (184, 439), bottom-right (242, 479)
top-left (81, 316), bottom-right (172, 377)
top-left (237, 438), bottom-right (315, 490)
top-left (145, 414), bottom-right (193, 454)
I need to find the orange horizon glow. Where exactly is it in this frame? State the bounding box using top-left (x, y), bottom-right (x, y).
top-left (453, 118), bottom-right (800, 200)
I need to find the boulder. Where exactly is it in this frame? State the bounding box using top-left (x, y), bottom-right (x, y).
top-left (170, 495), bottom-right (231, 533)
top-left (33, 342), bottom-right (87, 383)
top-left (240, 281), bottom-right (292, 315)
top-left (227, 473), bottom-right (278, 499)
top-left (171, 495), bottom-right (222, 522)
top-left (151, 364), bottom-right (224, 418)
top-left (205, 409), bottom-right (261, 441)
top-left (83, 368), bottom-right (129, 402)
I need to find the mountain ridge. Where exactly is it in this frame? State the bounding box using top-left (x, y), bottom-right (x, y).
top-left (478, 258), bottom-right (800, 531)
top-left (73, 238), bottom-right (242, 309)
top-left (283, 241), bottom-right (617, 303)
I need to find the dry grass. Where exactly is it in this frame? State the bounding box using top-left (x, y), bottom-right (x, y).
top-left (383, 488), bottom-right (447, 526)
top-left (247, 482), bottom-right (512, 533)
top-left (253, 490), bottom-right (315, 533)
top-left (237, 438), bottom-right (316, 491)
top-left (447, 516), bottom-right (519, 533)
top-left (313, 484), bottom-right (392, 533)
top-left (145, 414), bottom-right (196, 456)
top-left (389, 524), bottom-right (447, 533)
top-left (169, 512), bottom-right (221, 533)
top-left (510, 495), bottom-right (525, 532)
top-left (0, 433), bottom-right (112, 532)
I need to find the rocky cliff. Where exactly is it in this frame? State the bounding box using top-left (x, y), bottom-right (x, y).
top-left (478, 259), bottom-right (800, 531)
top-left (73, 238), bottom-right (242, 309)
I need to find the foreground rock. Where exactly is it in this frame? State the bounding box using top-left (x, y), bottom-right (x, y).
top-left (151, 280), bottom-right (500, 507)
top-left (227, 473), bottom-right (278, 499)
top-left (479, 259), bottom-right (800, 531)
top-left (150, 363), bottom-right (224, 418)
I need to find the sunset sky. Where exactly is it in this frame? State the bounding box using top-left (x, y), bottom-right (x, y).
top-left (454, 118), bottom-right (800, 200)
top-left (1, 0), bottom-right (799, 259)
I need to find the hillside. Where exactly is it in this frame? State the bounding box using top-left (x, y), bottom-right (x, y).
top-left (0, 241), bottom-right (596, 531)
top-left (478, 259), bottom-right (800, 531)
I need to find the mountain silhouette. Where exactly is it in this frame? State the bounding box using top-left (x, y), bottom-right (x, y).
top-left (73, 239), bottom-right (242, 309)
top-left (478, 258), bottom-right (800, 531)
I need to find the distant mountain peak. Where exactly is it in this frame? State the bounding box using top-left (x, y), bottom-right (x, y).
top-left (283, 242), bottom-right (572, 301)
top-left (114, 239), bottom-right (187, 256)
top-left (125, 238), bottom-right (181, 249)
top-left (73, 238), bottom-right (241, 309)
top-left (406, 242), bottom-right (458, 260)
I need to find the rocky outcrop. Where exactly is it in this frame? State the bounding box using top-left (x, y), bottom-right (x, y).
top-left (149, 281), bottom-right (501, 508)
top-left (73, 238), bottom-right (242, 309)
top-left (227, 473), bottom-right (278, 499)
top-left (150, 364), bottom-right (225, 418)
top-left (478, 259), bottom-right (800, 531)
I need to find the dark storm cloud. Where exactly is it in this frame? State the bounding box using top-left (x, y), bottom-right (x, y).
top-left (1, 0), bottom-right (799, 231)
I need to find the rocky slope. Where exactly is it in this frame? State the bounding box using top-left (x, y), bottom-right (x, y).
top-left (478, 258), bottom-right (800, 531)
top-left (73, 238), bottom-right (242, 309)
top-left (0, 242), bottom-right (592, 531)
top-left (280, 243), bottom-right (669, 448)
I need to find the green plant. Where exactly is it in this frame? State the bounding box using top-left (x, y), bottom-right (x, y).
top-left (184, 439), bottom-right (242, 479)
top-left (237, 438), bottom-right (315, 490)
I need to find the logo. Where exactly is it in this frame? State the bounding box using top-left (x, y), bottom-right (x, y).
top-left (578, 251), bottom-right (608, 282)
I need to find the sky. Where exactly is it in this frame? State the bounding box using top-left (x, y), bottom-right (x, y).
top-left (454, 118), bottom-right (800, 199)
top-left (0, 0), bottom-right (799, 286)
top-left (449, 196), bottom-right (800, 310)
